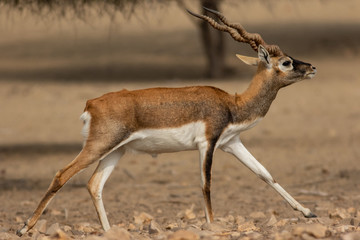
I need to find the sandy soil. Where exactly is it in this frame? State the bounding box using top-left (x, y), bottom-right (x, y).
top-left (0, 1), bottom-right (360, 239)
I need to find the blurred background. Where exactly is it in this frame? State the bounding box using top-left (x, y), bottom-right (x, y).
top-left (0, 0), bottom-right (359, 238)
top-left (0, 0), bottom-right (359, 145)
top-left (0, 0), bottom-right (360, 145)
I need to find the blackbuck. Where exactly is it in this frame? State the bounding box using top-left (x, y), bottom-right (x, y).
top-left (18, 8), bottom-right (317, 236)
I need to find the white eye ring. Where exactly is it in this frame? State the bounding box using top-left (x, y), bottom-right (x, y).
top-left (282, 61), bottom-right (292, 67)
top-left (279, 59), bottom-right (293, 72)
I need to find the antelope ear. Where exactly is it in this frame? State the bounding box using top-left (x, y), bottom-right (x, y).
top-left (258, 45), bottom-right (271, 66)
top-left (236, 54), bottom-right (259, 66)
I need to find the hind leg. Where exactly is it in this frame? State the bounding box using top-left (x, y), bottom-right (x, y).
top-left (87, 148), bottom-right (124, 231)
top-left (17, 143), bottom-right (116, 236)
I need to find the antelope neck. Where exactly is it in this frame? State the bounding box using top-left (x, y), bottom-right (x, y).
top-left (234, 71), bottom-right (280, 122)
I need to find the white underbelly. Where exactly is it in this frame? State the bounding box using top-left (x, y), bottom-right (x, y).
top-left (123, 121), bottom-right (207, 154)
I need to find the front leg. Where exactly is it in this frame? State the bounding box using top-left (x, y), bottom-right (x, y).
top-left (198, 142), bottom-right (215, 223)
top-left (221, 137), bottom-right (316, 218)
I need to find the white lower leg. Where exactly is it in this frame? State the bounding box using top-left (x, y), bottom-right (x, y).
top-left (222, 138), bottom-right (316, 218)
top-left (94, 196), bottom-right (111, 231)
top-left (88, 150), bottom-right (123, 231)
top-left (205, 208), bottom-right (212, 223)
top-left (198, 142), bottom-right (214, 223)
top-left (270, 182), bottom-right (315, 217)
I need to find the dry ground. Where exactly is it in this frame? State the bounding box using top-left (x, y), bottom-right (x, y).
top-left (0, 1), bottom-right (360, 239)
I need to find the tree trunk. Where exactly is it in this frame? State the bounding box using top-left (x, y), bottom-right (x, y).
top-left (199, 0), bottom-right (226, 78)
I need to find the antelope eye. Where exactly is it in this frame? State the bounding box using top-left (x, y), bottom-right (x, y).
top-left (282, 61), bottom-right (292, 67)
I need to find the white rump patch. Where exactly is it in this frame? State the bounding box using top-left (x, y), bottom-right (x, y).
top-left (80, 111), bottom-right (91, 144)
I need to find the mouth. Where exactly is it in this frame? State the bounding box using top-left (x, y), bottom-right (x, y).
top-left (305, 69), bottom-right (317, 79)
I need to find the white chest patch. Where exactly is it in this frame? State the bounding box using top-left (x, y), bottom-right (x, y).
top-left (122, 121), bottom-right (207, 154)
top-left (216, 118), bottom-right (263, 149)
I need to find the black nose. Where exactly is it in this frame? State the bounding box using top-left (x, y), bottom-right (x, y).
top-left (312, 66), bottom-right (316, 70)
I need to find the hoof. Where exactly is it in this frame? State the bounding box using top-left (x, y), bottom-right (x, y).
top-left (16, 225), bottom-right (28, 237)
top-left (16, 230), bottom-right (23, 237)
top-left (305, 212), bottom-right (317, 218)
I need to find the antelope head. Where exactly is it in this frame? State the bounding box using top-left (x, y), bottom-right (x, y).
top-left (187, 7), bottom-right (317, 86)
